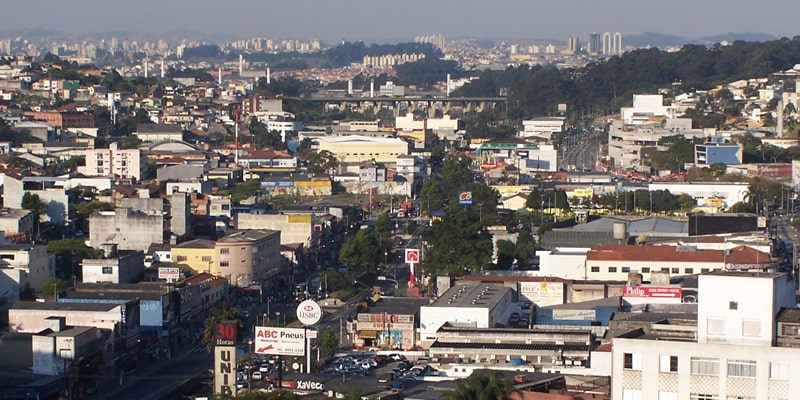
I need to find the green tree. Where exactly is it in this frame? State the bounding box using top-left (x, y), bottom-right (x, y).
top-left (21, 192), bottom-right (46, 238)
top-left (202, 308), bottom-right (245, 352)
top-left (494, 239), bottom-right (516, 270)
top-left (339, 229), bottom-right (380, 272)
top-left (729, 201), bottom-right (756, 213)
top-left (42, 277), bottom-right (68, 300)
top-left (303, 150), bottom-right (338, 175)
top-left (75, 201), bottom-right (115, 216)
top-left (443, 369), bottom-right (519, 400)
top-left (514, 230), bottom-right (537, 269)
top-left (317, 328), bottom-right (339, 359)
top-left (422, 207), bottom-right (493, 277)
top-left (213, 390), bottom-right (300, 400)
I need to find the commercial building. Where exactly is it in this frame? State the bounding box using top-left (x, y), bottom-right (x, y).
top-left (694, 137), bottom-right (743, 166)
top-left (352, 298), bottom-right (429, 350)
top-left (308, 135), bottom-right (410, 165)
top-left (171, 239), bottom-right (216, 274)
top-left (134, 123), bottom-right (183, 142)
top-left (234, 212), bottom-right (317, 247)
top-left (419, 283), bottom-right (514, 343)
top-left (611, 271), bottom-right (800, 400)
top-left (214, 229), bottom-right (281, 287)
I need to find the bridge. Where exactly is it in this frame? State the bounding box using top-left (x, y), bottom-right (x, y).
top-left (286, 96), bottom-right (507, 117)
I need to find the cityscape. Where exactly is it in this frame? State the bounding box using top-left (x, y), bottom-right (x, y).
top-left (0, 14), bottom-right (800, 400)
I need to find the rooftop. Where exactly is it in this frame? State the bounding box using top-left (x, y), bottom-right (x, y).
top-left (174, 238), bottom-right (216, 249)
top-left (12, 301), bottom-right (124, 312)
top-left (430, 283), bottom-right (511, 309)
top-left (218, 229), bottom-right (279, 243)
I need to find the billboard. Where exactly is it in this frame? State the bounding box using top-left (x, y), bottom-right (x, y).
top-left (518, 281), bottom-right (566, 306)
top-left (287, 214), bottom-right (312, 223)
top-left (158, 267), bottom-right (180, 281)
top-left (553, 309), bottom-right (596, 321)
top-left (214, 346), bottom-right (237, 396)
top-left (622, 285), bottom-right (682, 298)
top-left (254, 327), bottom-right (306, 356)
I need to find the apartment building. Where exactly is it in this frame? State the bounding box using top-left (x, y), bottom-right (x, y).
top-left (78, 142), bottom-right (145, 181)
top-left (88, 208), bottom-right (166, 252)
top-left (611, 271), bottom-right (800, 400)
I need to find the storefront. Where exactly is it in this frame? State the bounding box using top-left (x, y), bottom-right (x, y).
top-left (354, 312), bottom-right (415, 350)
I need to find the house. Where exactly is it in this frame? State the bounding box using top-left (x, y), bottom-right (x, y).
top-left (81, 248), bottom-right (145, 284)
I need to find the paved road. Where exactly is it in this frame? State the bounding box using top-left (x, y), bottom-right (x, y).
top-left (562, 128), bottom-right (602, 171)
top-left (89, 343), bottom-right (211, 400)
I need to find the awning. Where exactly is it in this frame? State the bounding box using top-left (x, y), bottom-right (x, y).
top-left (359, 330), bottom-right (378, 339)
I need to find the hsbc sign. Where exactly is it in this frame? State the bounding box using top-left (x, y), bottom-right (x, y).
top-left (296, 300), bottom-right (322, 325)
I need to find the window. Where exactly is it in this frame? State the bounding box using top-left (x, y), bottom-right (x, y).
top-left (176, 255), bottom-right (187, 262)
top-left (591, 266), bottom-right (600, 273)
top-left (608, 267), bottom-right (617, 273)
top-left (623, 353), bottom-right (642, 370)
top-left (661, 267), bottom-right (669, 272)
top-left (727, 360), bottom-right (756, 378)
top-left (642, 267), bottom-right (651, 273)
top-left (690, 395), bottom-right (718, 400)
top-left (707, 318), bottom-right (725, 335)
top-left (201, 256), bottom-right (212, 262)
top-left (102, 267), bottom-right (113, 274)
top-left (219, 261), bottom-right (229, 267)
top-left (701, 268), bottom-right (710, 273)
top-left (671, 268), bottom-right (679, 274)
top-left (0, 254), bottom-right (14, 260)
top-left (659, 392), bottom-right (678, 400)
top-left (220, 248), bottom-right (229, 255)
top-left (742, 320), bottom-right (761, 337)
top-left (691, 357), bottom-right (719, 375)
top-left (622, 389), bottom-right (642, 400)
top-left (684, 268), bottom-right (693, 274)
top-left (621, 267), bottom-right (631, 273)
top-left (221, 204), bottom-right (230, 210)
top-left (729, 301), bottom-right (738, 310)
top-left (659, 355), bottom-right (678, 372)
top-left (769, 362), bottom-right (789, 380)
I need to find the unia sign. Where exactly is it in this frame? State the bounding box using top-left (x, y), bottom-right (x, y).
top-left (214, 346), bottom-right (236, 395)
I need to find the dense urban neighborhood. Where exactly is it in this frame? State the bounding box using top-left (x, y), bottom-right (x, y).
top-left (1, 28), bottom-right (800, 400)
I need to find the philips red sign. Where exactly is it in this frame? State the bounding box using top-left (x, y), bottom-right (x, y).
top-left (622, 286), bottom-right (682, 298)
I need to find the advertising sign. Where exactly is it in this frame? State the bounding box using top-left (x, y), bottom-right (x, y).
top-left (458, 190), bottom-right (473, 205)
top-left (518, 281), bottom-right (566, 307)
top-left (296, 300), bottom-right (323, 326)
top-left (158, 267), bottom-right (180, 281)
top-left (405, 248), bottom-right (420, 264)
top-left (622, 285), bottom-right (682, 298)
top-left (553, 309), bottom-right (596, 321)
top-left (213, 321), bottom-right (238, 347)
top-left (214, 346), bottom-right (236, 396)
top-left (254, 327), bottom-right (306, 356)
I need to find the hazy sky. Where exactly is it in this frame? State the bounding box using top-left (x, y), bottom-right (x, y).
top-left (3, 0), bottom-right (799, 43)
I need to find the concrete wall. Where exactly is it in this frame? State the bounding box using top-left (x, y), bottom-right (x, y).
top-left (235, 213), bottom-right (313, 246)
top-left (89, 209), bottom-right (164, 252)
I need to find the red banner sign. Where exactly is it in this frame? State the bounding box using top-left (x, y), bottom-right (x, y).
top-left (622, 286), bottom-right (682, 298)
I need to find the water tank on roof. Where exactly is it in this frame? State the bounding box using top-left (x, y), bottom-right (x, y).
top-left (613, 222), bottom-right (627, 241)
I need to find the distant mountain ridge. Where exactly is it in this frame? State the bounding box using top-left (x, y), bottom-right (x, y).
top-left (624, 32), bottom-right (778, 48)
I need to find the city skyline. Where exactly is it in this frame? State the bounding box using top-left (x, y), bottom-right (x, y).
top-left (2, 0), bottom-right (798, 44)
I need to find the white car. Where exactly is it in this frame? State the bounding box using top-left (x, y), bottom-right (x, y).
top-left (251, 371), bottom-right (262, 381)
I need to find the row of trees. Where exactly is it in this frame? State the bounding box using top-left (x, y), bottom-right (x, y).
top-left (456, 37), bottom-right (800, 119)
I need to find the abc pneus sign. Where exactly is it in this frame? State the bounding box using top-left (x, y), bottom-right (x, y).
top-left (296, 300), bottom-right (322, 326)
top-left (254, 327), bottom-right (306, 356)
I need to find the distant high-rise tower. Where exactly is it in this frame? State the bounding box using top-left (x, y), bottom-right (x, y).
top-left (613, 32), bottom-right (623, 55)
top-left (588, 32), bottom-right (601, 55)
top-left (567, 35), bottom-right (579, 54)
top-left (602, 32), bottom-right (612, 55)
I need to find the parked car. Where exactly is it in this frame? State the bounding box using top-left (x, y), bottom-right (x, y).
top-left (388, 353), bottom-right (405, 361)
top-left (251, 371), bottom-right (262, 381)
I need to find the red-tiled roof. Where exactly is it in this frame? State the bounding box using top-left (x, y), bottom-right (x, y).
top-left (586, 244), bottom-right (772, 264)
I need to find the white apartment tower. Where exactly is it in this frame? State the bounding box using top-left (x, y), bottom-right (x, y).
top-left (602, 32), bottom-right (612, 55)
top-left (613, 32), bottom-right (623, 55)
